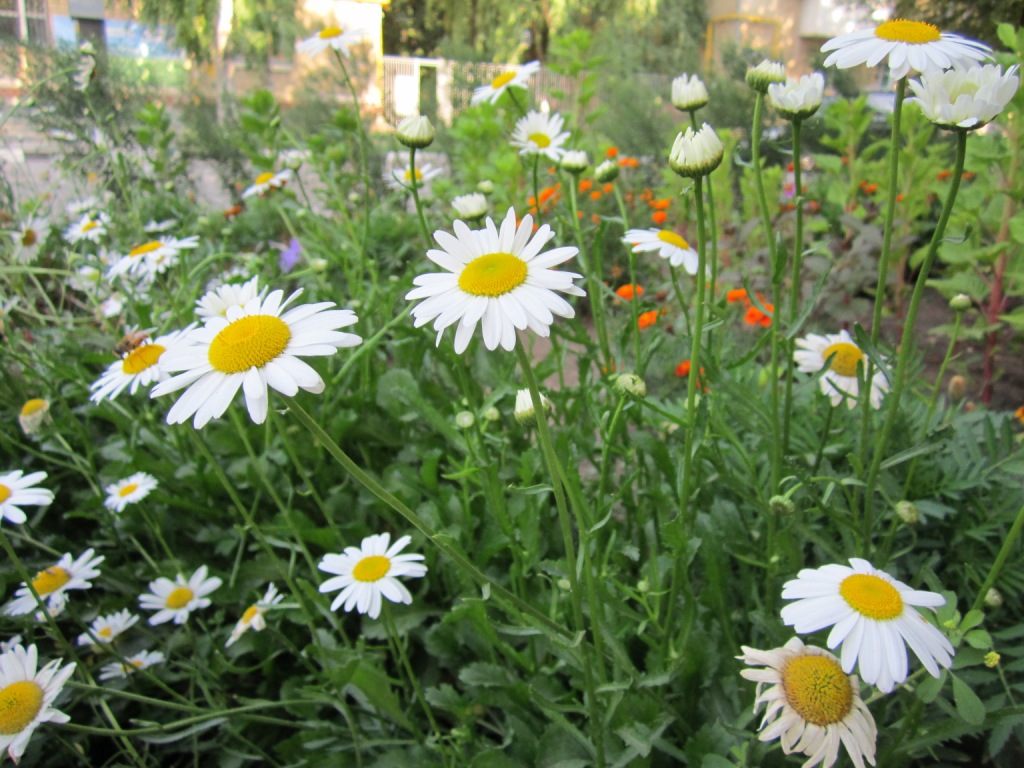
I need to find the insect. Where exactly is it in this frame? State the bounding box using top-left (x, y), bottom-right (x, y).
top-left (113, 328), bottom-right (151, 358)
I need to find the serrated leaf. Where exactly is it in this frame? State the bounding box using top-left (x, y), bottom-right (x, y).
top-left (951, 673), bottom-right (986, 725)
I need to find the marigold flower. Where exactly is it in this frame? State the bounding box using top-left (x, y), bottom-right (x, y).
top-left (606, 147), bottom-right (619, 158)
top-left (615, 284), bottom-right (644, 300)
top-left (579, 179), bottom-right (593, 193)
top-left (638, 310), bottom-right (659, 329)
top-left (651, 199), bottom-right (672, 210)
top-left (745, 303), bottom-right (773, 327)
top-left (652, 211), bottom-right (667, 225)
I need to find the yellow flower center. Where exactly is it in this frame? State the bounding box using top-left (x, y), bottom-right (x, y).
top-left (840, 573), bottom-right (904, 620)
top-left (657, 230), bottom-right (691, 250)
top-left (21, 229), bottom-right (37, 247)
top-left (528, 132), bottom-right (552, 148)
top-left (99, 626), bottom-right (113, 638)
top-left (82, 221), bottom-right (98, 232)
top-left (352, 555), bottom-right (391, 582)
top-left (241, 605), bottom-right (260, 624)
top-left (458, 252), bottom-right (529, 297)
top-left (0, 485), bottom-right (10, 504)
top-left (121, 343), bottom-right (166, 375)
top-left (118, 483), bottom-right (139, 498)
top-left (0, 681), bottom-right (44, 735)
top-left (20, 399), bottom-right (47, 417)
top-left (32, 566), bottom-right (71, 596)
top-left (208, 315), bottom-right (291, 373)
top-left (128, 241), bottom-right (162, 258)
top-left (781, 654), bottom-right (853, 726)
top-left (319, 26), bottom-right (343, 39)
top-left (822, 341), bottom-right (863, 377)
top-left (165, 586), bottom-right (194, 610)
top-left (404, 168), bottom-right (424, 182)
top-left (875, 19), bottom-right (941, 44)
top-left (491, 71), bottom-right (517, 89)
top-left (254, 172), bottom-right (275, 185)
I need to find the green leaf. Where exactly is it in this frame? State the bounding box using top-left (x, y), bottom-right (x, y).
top-left (951, 673), bottom-right (986, 725)
top-left (915, 672), bottom-right (944, 703)
top-left (965, 629), bottom-right (993, 649)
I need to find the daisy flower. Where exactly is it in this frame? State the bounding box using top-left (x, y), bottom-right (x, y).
top-left (241, 169), bottom-right (293, 199)
top-left (77, 609), bottom-right (140, 646)
top-left (451, 192), bottom-right (488, 220)
top-left (821, 19), bottom-right (992, 81)
top-left (768, 72), bottom-right (826, 121)
top-left (387, 162), bottom-right (443, 192)
top-left (671, 73), bottom-right (709, 111)
top-left (908, 63), bottom-right (1019, 130)
top-left (0, 643), bottom-right (76, 764)
top-left (514, 387), bottom-right (553, 425)
top-left (89, 325), bottom-right (197, 404)
top-left (5, 549), bottom-right (105, 617)
top-left (318, 533), bottom-right (427, 619)
top-left (510, 110), bottom-right (570, 163)
top-left (103, 472), bottom-right (158, 513)
top-left (472, 60), bottom-right (540, 105)
top-left (794, 330), bottom-right (888, 409)
top-left (0, 470), bottom-right (54, 526)
top-left (226, 584), bottom-right (284, 647)
top-left (195, 276), bottom-right (264, 321)
top-left (739, 637), bottom-right (877, 768)
top-left (64, 212), bottom-right (109, 244)
top-left (405, 208), bottom-right (585, 354)
top-left (98, 649), bottom-right (165, 681)
top-left (669, 123), bottom-right (724, 178)
top-left (18, 399), bottom-right (50, 436)
top-left (66, 195), bottom-right (104, 217)
top-left (624, 228), bottom-right (699, 274)
top-left (150, 288), bottom-right (362, 428)
top-left (9, 217), bottom-right (48, 263)
top-left (781, 558), bottom-right (955, 693)
top-left (297, 24), bottom-right (363, 57)
top-left (0, 636), bottom-right (22, 654)
top-left (107, 235), bottom-right (200, 279)
top-left (139, 565), bottom-right (222, 625)
top-left (143, 218), bottom-right (176, 233)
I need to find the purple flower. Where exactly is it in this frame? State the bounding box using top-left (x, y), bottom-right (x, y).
top-left (274, 238), bottom-right (302, 273)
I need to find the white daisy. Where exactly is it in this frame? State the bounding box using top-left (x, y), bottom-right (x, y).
top-left (0, 470), bottom-right (54, 526)
top-left (471, 60), bottom-right (541, 105)
top-left (908, 63), bottom-right (1019, 130)
top-left (195, 276), bottom-right (264, 321)
top-left (514, 388), bottom-right (553, 425)
top-left (318, 533), bottom-right (427, 619)
top-left (746, 59), bottom-right (786, 92)
top-left (780, 558), bottom-right (955, 693)
top-left (669, 123), bottom-right (724, 178)
top-left (0, 636), bottom-right (22, 654)
top-left (98, 293), bottom-right (127, 319)
top-left (143, 218), bottom-right (177, 233)
top-left (241, 169), bottom-right (293, 199)
top-left (405, 208), bottom-right (585, 354)
top-left (18, 399), bottom-right (50, 436)
top-left (794, 330), bottom-right (889, 409)
top-left (822, 19), bottom-right (993, 81)
top-left (768, 72), bottom-right (826, 121)
top-left (451, 192), bottom-right (488, 220)
top-left (150, 288), bottom-right (362, 428)
top-left (103, 472), bottom-right (158, 513)
top-left (226, 584), bottom-right (284, 647)
top-left (107, 235), bottom-right (200, 280)
top-left (139, 565), bottom-right (222, 625)
top-left (623, 228), bottom-right (700, 274)
top-left (387, 162), bottom-right (443, 192)
top-left (9, 217), bottom-right (48, 263)
top-left (0, 643), bottom-right (76, 764)
top-left (89, 325), bottom-right (197, 404)
top-left (77, 609), bottom-right (140, 647)
top-left (66, 195), bottom-right (104, 217)
top-left (64, 212), bottom-right (109, 244)
top-left (5, 549), bottom-right (105, 617)
top-left (510, 110), bottom-right (570, 162)
top-left (739, 637), bottom-right (877, 768)
top-left (297, 24), bottom-right (363, 57)
top-left (98, 649), bottom-right (165, 681)
top-left (671, 73), bottom-right (709, 111)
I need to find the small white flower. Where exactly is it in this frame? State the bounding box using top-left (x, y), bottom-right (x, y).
top-left (279, 148), bottom-right (312, 169)
top-left (77, 609), bottom-right (140, 646)
top-left (64, 212), bottom-right (109, 244)
top-left (9, 216), bottom-right (48, 263)
top-left (0, 644), bottom-right (76, 763)
top-left (226, 584), bottom-right (284, 647)
top-left (0, 635), bottom-right (22, 654)
top-left (99, 649), bottom-right (165, 681)
top-left (5, 549), bottom-right (105, 617)
top-left (107, 235), bottom-right (200, 280)
top-left (746, 60), bottom-right (786, 92)
top-left (794, 330), bottom-right (888, 409)
top-left (560, 150), bottom-right (590, 174)
top-left (395, 115), bottom-right (436, 148)
top-left (672, 73), bottom-right (709, 111)
top-left (668, 123), bottom-right (724, 178)
top-left (451, 193), bottom-right (488, 220)
top-left (195, 276), bottom-right (265, 321)
top-left (318, 533), bottom-right (427, 619)
top-left (510, 110), bottom-right (570, 163)
top-left (908, 63), bottom-right (1019, 130)
top-left (514, 388), bottom-right (553, 424)
top-left (0, 470), bottom-right (54, 526)
top-left (623, 228), bottom-right (699, 274)
top-left (90, 325), bottom-right (197, 404)
top-left (104, 472), bottom-right (158, 513)
top-left (143, 219), bottom-right (177, 233)
top-left (17, 399), bottom-right (50, 436)
top-left (472, 60), bottom-right (540, 105)
top-left (139, 565), bottom-right (222, 625)
top-left (768, 72), bottom-right (826, 121)
top-left (297, 24), bottom-right (364, 57)
top-left (242, 169), bottom-right (293, 199)
top-left (387, 162), bottom-right (443, 192)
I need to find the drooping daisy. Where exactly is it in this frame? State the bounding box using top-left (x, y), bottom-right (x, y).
top-left (195, 276), bottom-right (264, 321)
top-left (794, 330), bottom-right (889, 409)
top-left (64, 212), bottom-right (109, 244)
top-left (908, 63), bottom-right (1019, 130)
top-left (318, 533), bottom-right (427, 619)
top-left (472, 60), bottom-right (540, 105)
top-left (0, 470), bottom-right (54, 526)
top-left (510, 110), bottom-right (570, 163)
top-left (150, 288), bottom-right (362, 428)
top-left (9, 217), bottom-right (48, 263)
top-left (241, 169), bottom-right (293, 199)
top-left (739, 637), bottom-right (877, 768)
top-left (5, 549), bottom-right (105, 617)
top-left (0, 643), bottom-right (76, 764)
top-left (139, 565), bottom-right (222, 626)
top-left (624, 228), bottom-right (700, 274)
top-left (107, 235), bottom-right (200, 280)
top-left (226, 584), bottom-right (284, 647)
top-left (297, 24), bottom-right (363, 57)
top-left (98, 649), bottom-right (165, 681)
top-left (780, 558), bottom-right (955, 693)
top-left (76, 609), bottom-right (140, 647)
top-left (387, 162), bottom-right (443, 192)
top-left (103, 472), bottom-right (158, 513)
top-left (89, 325), bottom-right (197, 404)
top-left (405, 208), bottom-right (585, 354)
top-left (18, 399), bottom-right (50, 436)
top-left (821, 19), bottom-right (993, 81)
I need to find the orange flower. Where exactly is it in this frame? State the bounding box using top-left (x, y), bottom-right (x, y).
top-left (1015, 406), bottom-right (1024, 424)
top-left (652, 211), bottom-right (668, 225)
top-left (579, 179), bottom-right (593, 193)
top-left (590, 190), bottom-right (603, 201)
top-left (591, 213), bottom-right (601, 225)
top-left (640, 188), bottom-right (654, 202)
top-left (726, 288), bottom-right (749, 304)
top-left (619, 156), bottom-right (639, 168)
top-left (606, 147), bottom-right (619, 159)
top-left (962, 171), bottom-right (975, 181)
top-left (224, 204), bottom-right (245, 219)
top-left (937, 170), bottom-right (952, 181)
top-left (674, 360), bottom-right (707, 389)
top-left (805, 200), bottom-right (821, 213)
top-left (602, 183), bottom-right (614, 194)
top-left (651, 198), bottom-right (671, 210)
top-left (601, 358), bottom-right (618, 375)
top-left (540, 184), bottom-right (560, 203)
top-left (638, 310), bottom-right (659, 330)
top-left (744, 303), bottom-right (773, 327)
top-left (779, 202), bottom-right (796, 212)
top-left (859, 181), bottom-right (878, 195)
top-left (896, 194), bottom-right (904, 203)
top-left (615, 284), bottom-right (644, 300)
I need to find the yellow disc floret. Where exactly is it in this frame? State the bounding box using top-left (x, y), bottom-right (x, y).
top-left (353, 555), bottom-right (391, 582)
top-left (840, 573), bottom-right (904, 620)
top-left (458, 253), bottom-right (529, 297)
top-left (208, 315), bottom-right (291, 373)
top-left (875, 19), bottom-right (941, 44)
top-left (319, 26), bottom-right (343, 39)
top-left (657, 230), bottom-right (691, 250)
top-left (20, 399), bottom-right (47, 417)
top-left (21, 229), bottom-right (37, 247)
top-left (241, 604), bottom-right (261, 624)
top-left (254, 172), bottom-right (275, 185)
top-left (0, 485), bottom-right (10, 504)
top-left (118, 483), bottom-right (139, 498)
top-left (32, 566), bottom-right (71, 596)
top-left (822, 341), bottom-right (864, 377)
top-left (129, 241), bottom-right (162, 258)
top-left (0, 680), bottom-right (44, 735)
top-left (122, 344), bottom-right (166, 375)
top-left (491, 71), bottom-right (517, 89)
top-left (781, 654), bottom-right (853, 726)
top-left (528, 132), bottom-right (552, 149)
top-left (166, 587), bottom-right (194, 610)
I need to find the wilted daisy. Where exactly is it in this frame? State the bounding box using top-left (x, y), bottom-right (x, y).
top-left (18, 399), bottom-right (50, 436)
top-left (318, 533), bottom-right (427, 619)
top-left (5, 549), bottom-right (105, 617)
top-left (64, 212), bottom-right (109, 244)
top-left (226, 584), bottom-right (284, 647)
top-left (768, 73), bottom-right (826, 121)
top-left (0, 470), bottom-right (54, 526)
top-left (668, 123), bottom-right (724, 178)
top-left (89, 325), bottom-right (196, 404)
top-left (9, 217), bottom-right (48, 263)
top-left (781, 558), bottom-right (955, 693)
top-left (0, 643), bottom-right (76, 764)
top-left (672, 73), bottom-right (709, 111)
top-left (908, 63), bottom-right (1019, 130)
top-left (77, 609), bottom-right (140, 647)
top-left (406, 208), bottom-right (585, 354)
top-left (822, 19), bottom-right (992, 81)
top-left (98, 649), bottom-right (165, 681)
top-left (794, 330), bottom-right (888, 409)
top-left (151, 288), bottom-right (361, 428)
top-left (472, 60), bottom-right (540, 105)
top-left (139, 565), bottom-right (222, 625)
top-left (624, 228), bottom-right (699, 274)
top-left (451, 192), bottom-right (488, 220)
top-left (387, 161), bottom-right (443, 191)
top-left (103, 472), bottom-right (158, 513)
top-left (739, 637), bottom-right (877, 768)
top-left (107, 235), bottom-right (200, 279)
top-left (241, 169), bottom-right (293, 199)
top-left (510, 110), bottom-right (570, 162)
top-left (297, 24), bottom-right (362, 56)
top-left (195, 276), bottom-right (264, 321)
top-left (514, 387), bottom-right (554, 425)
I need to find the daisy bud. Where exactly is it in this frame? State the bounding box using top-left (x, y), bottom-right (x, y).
top-left (613, 372), bottom-right (646, 399)
top-left (396, 115), bottom-right (435, 148)
top-left (637, 579), bottom-right (650, 593)
top-left (984, 588), bottom-right (1003, 608)
top-left (669, 123), bottom-right (724, 179)
top-left (769, 495), bottom-right (796, 516)
top-left (909, 64), bottom-right (1020, 131)
top-left (948, 374), bottom-right (967, 401)
top-left (455, 411), bottom-right (475, 429)
top-left (477, 179), bottom-right (494, 194)
top-left (514, 388), bottom-right (553, 425)
top-left (483, 406), bottom-right (500, 422)
top-left (594, 159), bottom-right (619, 183)
top-left (671, 73), bottom-right (709, 111)
top-left (18, 398), bottom-right (50, 435)
top-left (985, 651), bottom-right (1001, 668)
top-left (767, 73), bottom-right (825, 121)
top-left (745, 59), bottom-right (786, 93)
top-left (949, 293), bottom-right (972, 312)
top-left (451, 192), bottom-right (488, 220)
top-left (895, 500), bottom-right (919, 525)
top-left (560, 150), bottom-right (590, 175)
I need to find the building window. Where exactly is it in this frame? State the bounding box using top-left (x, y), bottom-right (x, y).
top-left (0, 0), bottom-right (51, 44)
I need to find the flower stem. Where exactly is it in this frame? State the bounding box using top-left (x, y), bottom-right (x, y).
top-left (971, 501), bottom-right (1024, 614)
top-left (689, 109), bottom-right (720, 347)
top-left (382, 606), bottom-right (447, 753)
top-left (407, 146), bottom-right (433, 250)
top-left (568, 176), bottom-right (613, 372)
top-left (783, 119), bottom-right (805, 453)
